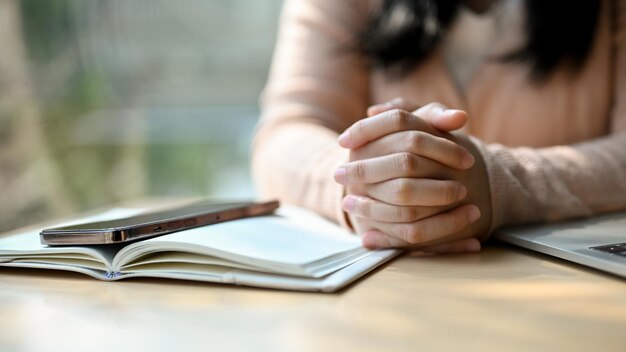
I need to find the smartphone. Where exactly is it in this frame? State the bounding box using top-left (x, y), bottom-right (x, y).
top-left (40, 200), bottom-right (280, 246)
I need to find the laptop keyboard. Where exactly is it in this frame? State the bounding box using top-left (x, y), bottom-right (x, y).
top-left (590, 242), bottom-right (626, 257)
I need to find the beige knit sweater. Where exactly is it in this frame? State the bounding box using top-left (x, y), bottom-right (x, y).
top-left (252, 0), bottom-right (626, 235)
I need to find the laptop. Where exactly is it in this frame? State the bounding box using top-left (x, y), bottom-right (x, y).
top-left (495, 212), bottom-right (626, 278)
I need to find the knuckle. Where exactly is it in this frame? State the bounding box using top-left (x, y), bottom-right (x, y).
top-left (391, 179), bottom-right (413, 205)
top-left (398, 206), bottom-right (419, 222)
top-left (396, 152), bottom-right (418, 174)
top-left (406, 131), bottom-right (428, 153)
top-left (351, 161), bottom-right (367, 182)
top-left (402, 224), bottom-right (423, 244)
top-left (389, 109), bottom-right (411, 130)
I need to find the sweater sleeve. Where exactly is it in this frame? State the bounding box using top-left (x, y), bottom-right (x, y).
top-left (251, 0), bottom-right (371, 225)
top-left (477, 0), bottom-right (626, 232)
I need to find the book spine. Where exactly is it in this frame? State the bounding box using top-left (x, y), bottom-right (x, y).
top-left (105, 271), bottom-right (122, 279)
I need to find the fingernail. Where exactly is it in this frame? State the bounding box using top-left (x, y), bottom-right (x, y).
top-left (468, 206), bottom-right (481, 223)
top-left (338, 131), bottom-right (350, 147)
top-left (334, 167), bottom-right (347, 184)
top-left (444, 109), bottom-right (463, 117)
top-left (367, 103), bottom-right (389, 116)
top-left (457, 186), bottom-right (468, 201)
top-left (462, 154), bottom-right (475, 169)
top-left (342, 196), bottom-right (356, 212)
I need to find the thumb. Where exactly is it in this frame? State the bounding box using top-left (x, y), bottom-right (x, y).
top-left (415, 103), bottom-right (468, 132)
top-left (368, 99), bottom-right (468, 132)
top-left (367, 97), bottom-right (419, 117)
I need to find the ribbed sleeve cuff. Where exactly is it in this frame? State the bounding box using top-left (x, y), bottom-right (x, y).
top-left (468, 137), bottom-right (513, 237)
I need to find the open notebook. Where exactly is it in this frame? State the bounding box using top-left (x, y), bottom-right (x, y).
top-left (0, 206), bottom-right (399, 292)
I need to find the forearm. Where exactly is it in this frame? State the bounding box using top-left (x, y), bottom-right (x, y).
top-left (473, 132), bottom-right (626, 231)
top-left (252, 0), bottom-right (371, 224)
top-left (252, 120), bottom-right (348, 225)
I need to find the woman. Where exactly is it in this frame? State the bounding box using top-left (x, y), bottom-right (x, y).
top-left (252, 0), bottom-right (626, 253)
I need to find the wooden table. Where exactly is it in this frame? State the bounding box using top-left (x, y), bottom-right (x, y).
top-left (1, 243), bottom-right (624, 352)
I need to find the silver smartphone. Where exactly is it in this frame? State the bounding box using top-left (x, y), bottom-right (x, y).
top-left (40, 200), bottom-right (280, 246)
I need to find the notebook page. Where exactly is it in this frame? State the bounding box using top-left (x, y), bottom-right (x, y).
top-left (114, 207), bottom-right (364, 273)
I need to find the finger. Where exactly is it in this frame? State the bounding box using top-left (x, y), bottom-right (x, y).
top-left (415, 102), bottom-right (468, 132)
top-left (365, 178), bottom-right (467, 207)
top-left (369, 100), bottom-right (467, 133)
top-left (421, 238), bottom-right (481, 254)
top-left (335, 153), bottom-right (447, 185)
top-left (342, 195), bottom-right (445, 223)
top-left (362, 230), bottom-right (413, 249)
top-left (372, 204), bottom-right (482, 247)
top-left (338, 109), bottom-right (434, 149)
top-left (367, 97), bottom-right (419, 117)
top-left (362, 231), bottom-right (482, 252)
top-left (350, 131), bottom-right (475, 170)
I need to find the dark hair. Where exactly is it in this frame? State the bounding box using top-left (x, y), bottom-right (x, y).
top-left (360, 0), bottom-right (601, 79)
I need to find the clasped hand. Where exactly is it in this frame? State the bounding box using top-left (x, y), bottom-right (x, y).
top-left (335, 99), bottom-right (491, 254)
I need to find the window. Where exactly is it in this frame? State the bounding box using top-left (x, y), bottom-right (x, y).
top-left (0, 0), bottom-right (283, 231)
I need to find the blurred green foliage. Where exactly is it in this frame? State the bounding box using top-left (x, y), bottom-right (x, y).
top-left (19, 0), bottom-right (134, 211)
top-left (0, 0), bottom-right (278, 230)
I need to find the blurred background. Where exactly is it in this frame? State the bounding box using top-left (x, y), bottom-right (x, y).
top-left (0, 0), bottom-right (283, 232)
